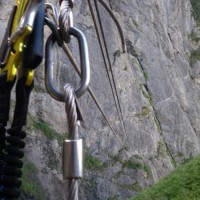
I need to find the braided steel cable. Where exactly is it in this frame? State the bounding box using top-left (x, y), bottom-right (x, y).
top-left (97, 0), bottom-right (126, 53)
top-left (45, 4), bottom-right (125, 148)
top-left (59, 0), bottom-right (73, 43)
top-left (64, 84), bottom-right (79, 200)
top-left (87, 0), bottom-right (128, 142)
top-left (93, 0), bottom-right (128, 141)
top-left (64, 84), bottom-right (78, 139)
top-left (68, 179), bottom-right (79, 200)
top-left (62, 44), bottom-right (125, 148)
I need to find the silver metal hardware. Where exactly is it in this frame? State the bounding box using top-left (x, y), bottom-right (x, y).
top-left (63, 139), bottom-right (83, 179)
top-left (45, 26), bottom-right (90, 101)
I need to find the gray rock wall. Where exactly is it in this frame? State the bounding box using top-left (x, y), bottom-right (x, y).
top-left (0, 0), bottom-right (200, 199)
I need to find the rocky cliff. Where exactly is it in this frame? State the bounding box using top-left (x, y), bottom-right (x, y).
top-left (0, 0), bottom-right (200, 199)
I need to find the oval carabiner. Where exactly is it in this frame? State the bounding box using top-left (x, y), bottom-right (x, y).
top-left (45, 27), bottom-right (90, 101)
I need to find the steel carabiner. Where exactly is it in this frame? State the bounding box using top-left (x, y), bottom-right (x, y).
top-left (45, 26), bottom-right (90, 101)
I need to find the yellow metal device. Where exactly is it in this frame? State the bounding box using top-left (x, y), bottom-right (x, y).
top-left (12, 0), bottom-right (29, 33)
top-left (0, 0), bottom-right (34, 86)
top-left (1, 25), bottom-right (32, 82)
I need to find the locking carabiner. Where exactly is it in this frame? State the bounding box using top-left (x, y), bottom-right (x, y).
top-left (45, 26), bottom-right (90, 101)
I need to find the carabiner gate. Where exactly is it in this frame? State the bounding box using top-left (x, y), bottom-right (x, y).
top-left (45, 26), bottom-right (90, 101)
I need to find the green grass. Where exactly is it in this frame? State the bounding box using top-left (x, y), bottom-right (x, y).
top-left (123, 159), bottom-right (151, 176)
top-left (27, 114), bottom-right (65, 143)
top-left (130, 155), bottom-right (200, 200)
top-left (190, 48), bottom-right (200, 64)
top-left (21, 160), bottom-right (46, 200)
top-left (140, 84), bottom-right (153, 105)
top-left (191, 0), bottom-right (200, 26)
top-left (122, 182), bottom-right (142, 192)
top-left (123, 160), bottom-right (143, 169)
top-left (84, 155), bottom-right (102, 170)
top-left (111, 154), bottom-right (123, 163)
top-left (189, 31), bottom-right (200, 42)
top-left (108, 195), bottom-right (119, 200)
top-left (189, 0), bottom-right (200, 65)
top-left (33, 120), bottom-right (54, 140)
top-left (154, 116), bottom-right (162, 133)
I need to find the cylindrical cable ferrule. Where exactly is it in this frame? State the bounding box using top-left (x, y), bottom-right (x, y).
top-left (63, 139), bottom-right (83, 179)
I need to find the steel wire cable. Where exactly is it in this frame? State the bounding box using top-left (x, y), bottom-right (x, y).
top-left (44, 5), bottom-right (125, 147)
top-left (62, 44), bottom-right (124, 147)
top-left (68, 179), bottom-right (79, 200)
top-left (97, 0), bottom-right (126, 53)
top-left (64, 84), bottom-right (79, 200)
top-left (87, 0), bottom-right (128, 142)
top-left (59, 0), bottom-right (73, 43)
top-left (94, 0), bottom-right (127, 140)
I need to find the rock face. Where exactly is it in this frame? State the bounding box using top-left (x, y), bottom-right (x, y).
top-left (0, 0), bottom-right (200, 199)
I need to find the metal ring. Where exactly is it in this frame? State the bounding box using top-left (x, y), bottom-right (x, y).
top-left (45, 27), bottom-right (90, 101)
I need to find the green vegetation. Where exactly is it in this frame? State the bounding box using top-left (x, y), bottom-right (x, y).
top-left (189, 31), bottom-right (200, 42)
top-left (143, 72), bottom-right (149, 81)
top-left (108, 195), bottom-right (119, 200)
top-left (113, 49), bottom-right (122, 65)
top-left (191, 0), bottom-right (200, 26)
top-left (130, 155), bottom-right (200, 200)
top-left (140, 84), bottom-right (153, 105)
top-left (123, 159), bottom-right (151, 176)
top-left (113, 50), bottom-right (121, 58)
top-left (154, 116), bottom-right (162, 132)
top-left (156, 141), bottom-right (177, 167)
top-left (157, 141), bottom-right (167, 157)
top-left (28, 114), bottom-right (65, 143)
top-left (189, 1), bottom-right (200, 64)
top-left (121, 182), bottom-right (142, 192)
top-left (177, 152), bottom-right (184, 157)
top-left (135, 106), bottom-right (151, 118)
top-left (190, 48), bottom-right (200, 64)
top-left (33, 120), bottom-right (54, 140)
top-left (21, 160), bottom-right (46, 200)
top-left (109, 150), bottom-right (151, 176)
top-left (123, 160), bottom-right (143, 169)
top-left (134, 155), bottom-right (143, 160)
top-left (112, 154), bottom-right (123, 163)
top-left (84, 155), bottom-right (102, 170)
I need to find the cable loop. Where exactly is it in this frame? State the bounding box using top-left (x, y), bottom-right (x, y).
top-left (64, 84), bottom-right (78, 139)
top-left (59, 0), bottom-right (74, 43)
top-left (59, 0), bottom-right (74, 8)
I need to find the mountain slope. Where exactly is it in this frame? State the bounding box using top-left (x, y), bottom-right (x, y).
top-left (0, 0), bottom-right (200, 199)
